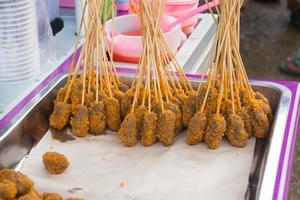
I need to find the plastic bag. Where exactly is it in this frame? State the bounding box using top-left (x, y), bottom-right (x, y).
top-left (35, 0), bottom-right (53, 41)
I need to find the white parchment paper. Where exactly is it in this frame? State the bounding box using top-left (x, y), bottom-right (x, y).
top-left (21, 129), bottom-right (255, 200)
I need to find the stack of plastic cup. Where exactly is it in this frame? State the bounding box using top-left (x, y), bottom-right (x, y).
top-left (0, 0), bottom-right (40, 110)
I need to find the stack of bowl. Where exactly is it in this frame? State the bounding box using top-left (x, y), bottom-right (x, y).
top-left (0, 0), bottom-right (40, 110)
top-left (133, 0), bottom-right (199, 35)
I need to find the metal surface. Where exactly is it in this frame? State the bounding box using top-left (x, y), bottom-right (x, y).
top-left (0, 73), bottom-right (292, 199)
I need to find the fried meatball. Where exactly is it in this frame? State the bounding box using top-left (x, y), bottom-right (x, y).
top-left (165, 102), bottom-right (183, 133)
top-left (54, 86), bottom-right (67, 105)
top-left (249, 101), bottom-right (270, 138)
top-left (70, 105), bottom-right (89, 137)
top-left (89, 102), bottom-right (106, 135)
top-left (186, 112), bottom-right (207, 145)
top-left (238, 107), bottom-right (252, 138)
top-left (225, 114), bottom-right (248, 147)
top-left (257, 99), bottom-right (273, 123)
top-left (134, 106), bottom-right (147, 140)
top-left (195, 84), bottom-right (207, 112)
top-left (182, 91), bottom-right (197, 127)
top-left (70, 81), bottom-right (83, 112)
top-left (84, 92), bottom-right (94, 108)
top-left (141, 111), bottom-right (157, 146)
top-left (121, 89), bottom-right (134, 119)
top-left (204, 114), bottom-right (226, 149)
top-left (105, 97), bottom-right (122, 131)
top-left (240, 89), bottom-right (251, 108)
top-left (118, 113), bottom-right (137, 147)
top-left (98, 90), bottom-right (107, 102)
top-left (49, 102), bottom-right (71, 130)
top-left (157, 110), bottom-right (176, 146)
top-left (42, 152), bottom-right (69, 175)
top-left (41, 192), bottom-right (62, 200)
top-left (152, 100), bottom-right (163, 117)
top-left (0, 180), bottom-right (17, 200)
top-left (204, 87), bottom-right (218, 118)
top-left (255, 92), bottom-right (268, 104)
top-left (118, 82), bottom-right (130, 93)
top-left (0, 169), bottom-right (33, 197)
top-left (114, 90), bottom-right (124, 108)
top-left (18, 189), bottom-right (41, 200)
top-left (170, 96), bottom-right (181, 108)
top-left (220, 99), bottom-right (233, 118)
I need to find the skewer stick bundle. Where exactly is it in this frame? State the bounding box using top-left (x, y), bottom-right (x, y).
top-left (50, 0), bottom-right (124, 136)
top-left (187, 0), bottom-right (273, 149)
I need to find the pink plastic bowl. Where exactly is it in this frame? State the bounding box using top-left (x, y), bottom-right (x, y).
top-left (105, 14), bottom-right (185, 63)
top-left (60, 0), bottom-right (74, 8)
top-left (133, 0), bottom-right (198, 33)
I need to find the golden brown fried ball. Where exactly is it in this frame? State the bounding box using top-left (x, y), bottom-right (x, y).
top-left (220, 99), bottom-right (233, 118)
top-left (121, 89), bottom-right (134, 119)
top-left (118, 82), bottom-right (130, 93)
top-left (0, 180), bottom-right (17, 200)
top-left (41, 192), bottom-right (62, 200)
top-left (141, 111), bottom-right (157, 146)
top-left (225, 114), bottom-right (248, 147)
top-left (255, 92), bottom-right (268, 104)
top-left (70, 105), bottom-right (89, 137)
top-left (0, 169), bottom-right (33, 197)
top-left (70, 81), bottom-right (83, 112)
top-left (134, 105), bottom-right (147, 140)
top-left (157, 110), bottom-right (177, 146)
top-left (238, 107), bottom-right (252, 138)
top-left (249, 101), bottom-right (270, 138)
top-left (114, 90), bottom-right (125, 108)
top-left (186, 112), bottom-right (207, 145)
top-left (165, 102), bottom-right (183, 133)
top-left (240, 89), bottom-right (251, 108)
top-left (204, 87), bottom-right (218, 118)
top-left (89, 102), bottom-right (106, 135)
top-left (98, 90), bottom-right (107, 102)
top-left (49, 102), bottom-right (71, 130)
top-left (257, 99), bottom-right (273, 123)
top-left (54, 86), bottom-right (67, 105)
top-left (42, 152), bottom-right (69, 175)
top-left (18, 189), bottom-right (41, 200)
top-left (182, 91), bottom-right (197, 127)
top-left (204, 114), bottom-right (226, 149)
top-left (84, 92), bottom-right (94, 108)
top-left (118, 112), bottom-right (137, 147)
top-left (195, 84), bottom-right (207, 112)
top-left (152, 100), bottom-right (163, 117)
top-left (105, 97), bottom-right (122, 131)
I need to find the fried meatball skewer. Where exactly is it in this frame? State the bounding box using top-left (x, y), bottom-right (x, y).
top-left (89, 29), bottom-right (107, 135)
top-left (49, 14), bottom-right (90, 130)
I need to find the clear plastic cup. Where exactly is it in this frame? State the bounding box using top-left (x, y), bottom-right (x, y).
top-left (0, 68), bottom-right (38, 79)
top-left (0, 32), bottom-right (37, 44)
top-left (0, 58), bottom-right (39, 70)
top-left (0, 16), bottom-right (35, 28)
top-left (0, 68), bottom-right (38, 81)
top-left (0, 45), bottom-right (36, 56)
top-left (0, 20), bottom-right (36, 33)
top-left (0, 35), bottom-right (37, 48)
top-left (0, 0), bottom-right (33, 10)
top-left (0, 12), bottom-right (35, 24)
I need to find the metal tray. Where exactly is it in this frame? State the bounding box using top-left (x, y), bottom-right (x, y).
top-left (0, 71), bottom-right (298, 200)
